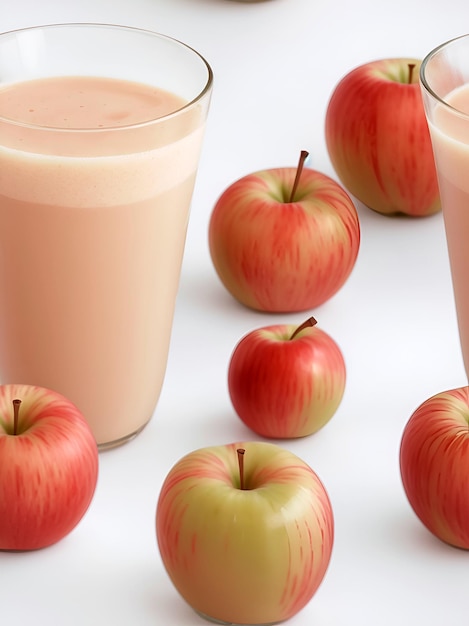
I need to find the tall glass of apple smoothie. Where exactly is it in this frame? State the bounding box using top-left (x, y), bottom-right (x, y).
top-left (421, 35), bottom-right (469, 380)
top-left (0, 24), bottom-right (212, 448)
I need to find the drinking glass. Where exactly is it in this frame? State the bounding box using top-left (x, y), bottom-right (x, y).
top-left (421, 34), bottom-right (469, 380)
top-left (0, 24), bottom-right (213, 448)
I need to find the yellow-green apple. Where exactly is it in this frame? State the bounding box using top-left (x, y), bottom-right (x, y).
top-left (208, 151), bottom-right (360, 312)
top-left (156, 441), bottom-right (333, 624)
top-left (325, 58), bottom-right (440, 217)
top-left (228, 317), bottom-right (345, 438)
top-left (399, 386), bottom-right (469, 549)
top-left (0, 384), bottom-right (99, 551)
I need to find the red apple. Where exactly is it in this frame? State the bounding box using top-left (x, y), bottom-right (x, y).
top-left (0, 384), bottom-right (99, 551)
top-left (208, 151), bottom-right (360, 312)
top-left (325, 58), bottom-right (440, 217)
top-left (228, 317), bottom-right (345, 438)
top-left (156, 441), bottom-right (333, 624)
top-left (399, 386), bottom-right (469, 549)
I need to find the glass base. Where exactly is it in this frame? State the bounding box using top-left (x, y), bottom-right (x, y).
top-left (97, 420), bottom-right (149, 452)
top-left (195, 610), bottom-right (281, 626)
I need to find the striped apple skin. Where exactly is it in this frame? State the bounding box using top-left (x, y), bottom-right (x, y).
top-left (228, 323), bottom-right (346, 438)
top-left (325, 58), bottom-right (440, 217)
top-left (0, 384), bottom-right (99, 550)
top-left (399, 387), bottom-right (469, 549)
top-left (208, 167), bottom-right (360, 312)
top-left (156, 441), bottom-right (334, 624)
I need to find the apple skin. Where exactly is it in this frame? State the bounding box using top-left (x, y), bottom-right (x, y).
top-left (156, 441), bottom-right (334, 624)
top-left (399, 386), bottom-right (469, 549)
top-left (228, 319), bottom-right (345, 438)
top-left (325, 58), bottom-right (440, 217)
top-left (208, 165), bottom-right (360, 312)
top-left (0, 384), bottom-right (99, 551)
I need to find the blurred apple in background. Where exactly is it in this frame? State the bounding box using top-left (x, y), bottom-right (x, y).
top-left (400, 386), bottom-right (469, 549)
top-left (209, 151), bottom-right (360, 312)
top-left (156, 440), bottom-right (334, 624)
top-left (0, 384), bottom-right (99, 551)
top-left (325, 58), bottom-right (440, 217)
top-left (228, 316), bottom-right (346, 438)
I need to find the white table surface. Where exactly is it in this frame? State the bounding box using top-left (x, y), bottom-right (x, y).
top-left (1, 1), bottom-right (468, 625)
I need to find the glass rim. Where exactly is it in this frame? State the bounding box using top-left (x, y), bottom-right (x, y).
top-left (0, 22), bottom-right (214, 133)
top-left (420, 33), bottom-right (469, 117)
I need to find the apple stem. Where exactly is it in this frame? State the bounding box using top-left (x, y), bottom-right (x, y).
top-left (408, 63), bottom-right (416, 84)
top-left (12, 399), bottom-right (21, 436)
top-left (289, 316), bottom-right (318, 340)
top-left (237, 448), bottom-right (246, 490)
top-left (288, 150), bottom-right (309, 203)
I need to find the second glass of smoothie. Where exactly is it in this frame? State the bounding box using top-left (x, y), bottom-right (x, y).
top-left (421, 35), bottom-right (469, 381)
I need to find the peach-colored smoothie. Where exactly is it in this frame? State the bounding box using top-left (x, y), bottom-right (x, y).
top-left (0, 76), bottom-right (205, 447)
top-left (429, 84), bottom-right (469, 378)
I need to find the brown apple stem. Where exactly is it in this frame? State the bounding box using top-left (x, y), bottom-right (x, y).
top-left (408, 63), bottom-right (416, 84)
top-left (237, 448), bottom-right (246, 490)
top-left (288, 150), bottom-right (309, 203)
top-left (289, 316), bottom-right (318, 341)
top-left (12, 399), bottom-right (21, 436)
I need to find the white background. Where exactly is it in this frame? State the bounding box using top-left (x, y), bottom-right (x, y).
top-left (1, 1), bottom-right (468, 625)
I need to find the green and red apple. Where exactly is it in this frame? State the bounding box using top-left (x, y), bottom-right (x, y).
top-left (325, 58), bottom-right (440, 217)
top-left (400, 386), bottom-right (469, 549)
top-left (156, 441), bottom-right (334, 624)
top-left (0, 384), bottom-right (99, 551)
top-left (228, 317), bottom-right (346, 438)
top-left (209, 151), bottom-right (360, 312)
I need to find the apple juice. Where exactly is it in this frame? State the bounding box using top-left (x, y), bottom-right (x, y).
top-left (428, 83), bottom-right (469, 379)
top-left (0, 75), bottom-right (206, 447)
